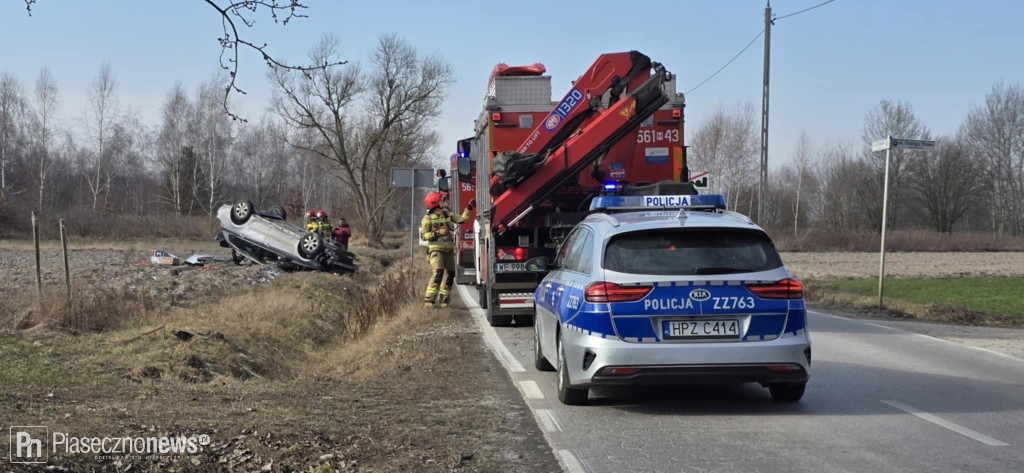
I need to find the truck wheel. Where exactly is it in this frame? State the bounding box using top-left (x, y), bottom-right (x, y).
top-left (515, 312), bottom-right (535, 326)
top-left (534, 317), bottom-right (554, 372)
top-left (557, 333), bottom-right (588, 405)
top-left (298, 232), bottom-right (324, 259)
top-left (478, 285), bottom-right (488, 309)
top-left (486, 303), bottom-right (513, 327)
top-left (230, 199), bottom-right (255, 225)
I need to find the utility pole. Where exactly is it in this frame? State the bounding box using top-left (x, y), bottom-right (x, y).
top-left (758, 2), bottom-right (772, 222)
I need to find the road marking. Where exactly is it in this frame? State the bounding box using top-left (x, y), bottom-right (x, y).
top-left (558, 449), bottom-right (587, 473)
top-left (518, 380), bottom-right (544, 400)
top-left (534, 408), bottom-right (564, 432)
top-left (882, 400), bottom-right (1009, 446)
top-left (809, 310), bottom-right (1024, 363)
top-left (456, 284), bottom-right (526, 373)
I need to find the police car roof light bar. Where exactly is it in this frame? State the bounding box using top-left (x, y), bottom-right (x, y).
top-left (589, 194), bottom-right (726, 212)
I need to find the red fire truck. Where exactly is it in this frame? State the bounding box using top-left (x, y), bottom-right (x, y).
top-left (450, 51), bottom-right (690, 326)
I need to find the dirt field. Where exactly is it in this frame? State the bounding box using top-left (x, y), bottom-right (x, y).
top-left (781, 252), bottom-right (1024, 280)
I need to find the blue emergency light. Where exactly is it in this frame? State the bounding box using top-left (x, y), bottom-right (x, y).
top-left (590, 194), bottom-right (727, 211)
top-left (603, 182), bottom-right (618, 191)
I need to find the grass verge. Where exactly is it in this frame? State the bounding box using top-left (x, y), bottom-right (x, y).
top-left (806, 277), bottom-right (1024, 327)
top-left (0, 239), bottom-right (558, 472)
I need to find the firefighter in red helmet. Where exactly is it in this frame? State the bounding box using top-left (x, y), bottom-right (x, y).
top-left (421, 191), bottom-right (475, 308)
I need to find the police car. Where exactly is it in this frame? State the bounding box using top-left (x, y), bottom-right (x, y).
top-left (527, 194), bottom-right (810, 405)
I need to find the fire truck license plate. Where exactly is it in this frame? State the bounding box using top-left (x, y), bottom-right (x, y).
top-left (663, 320), bottom-right (740, 339)
top-left (494, 262), bottom-right (527, 273)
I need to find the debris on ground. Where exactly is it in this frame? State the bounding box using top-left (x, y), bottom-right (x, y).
top-left (150, 249), bottom-right (181, 266)
top-left (185, 254), bottom-right (232, 266)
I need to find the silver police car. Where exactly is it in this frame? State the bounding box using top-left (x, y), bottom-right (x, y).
top-left (528, 194), bottom-right (810, 405)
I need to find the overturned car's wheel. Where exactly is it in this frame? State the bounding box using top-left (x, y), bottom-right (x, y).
top-left (298, 232), bottom-right (324, 259)
top-left (268, 205), bottom-right (287, 220)
top-left (231, 199), bottom-right (255, 225)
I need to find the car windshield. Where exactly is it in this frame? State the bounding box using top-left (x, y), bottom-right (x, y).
top-left (603, 228), bottom-right (783, 275)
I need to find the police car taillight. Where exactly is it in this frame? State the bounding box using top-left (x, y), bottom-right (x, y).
top-left (745, 278), bottom-right (803, 299)
top-left (585, 282), bottom-right (652, 303)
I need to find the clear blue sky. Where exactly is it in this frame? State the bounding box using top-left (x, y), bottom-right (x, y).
top-left (3, 0), bottom-right (1022, 167)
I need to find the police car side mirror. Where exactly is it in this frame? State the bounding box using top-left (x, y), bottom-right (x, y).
top-left (525, 256), bottom-right (548, 272)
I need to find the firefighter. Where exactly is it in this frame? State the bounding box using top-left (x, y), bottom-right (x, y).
top-left (316, 210), bottom-right (330, 239)
top-left (421, 192), bottom-right (475, 308)
top-left (306, 210), bottom-right (320, 234)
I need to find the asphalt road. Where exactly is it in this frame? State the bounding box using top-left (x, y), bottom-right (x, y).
top-left (454, 285), bottom-right (1024, 473)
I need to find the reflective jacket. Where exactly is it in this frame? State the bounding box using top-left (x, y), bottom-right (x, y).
top-left (420, 207), bottom-right (471, 252)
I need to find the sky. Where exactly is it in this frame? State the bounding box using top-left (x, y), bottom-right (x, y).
top-left (2, 0), bottom-right (1023, 169)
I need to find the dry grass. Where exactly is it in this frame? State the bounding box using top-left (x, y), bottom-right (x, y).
top-left (1, 211), bottom-right (219, 240)
top-left (774, 229), bottom-right (1024, 252)
top-left (2, 284), bottom-right (153, 333)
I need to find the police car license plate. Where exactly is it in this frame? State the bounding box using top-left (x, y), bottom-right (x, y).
top-left (664, 320), bottom-right (740, 339)
top-left (494, 262), bottom-right (527, 273)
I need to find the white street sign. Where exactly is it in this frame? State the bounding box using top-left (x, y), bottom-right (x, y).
top-left (891, 139), bottom-right (936, 151)
top-left (872, 138), bottom-right (890, 152)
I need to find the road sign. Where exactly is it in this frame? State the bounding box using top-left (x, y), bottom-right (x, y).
top-left (890, 139), bottom-right (936, 151)
top-left (871, 135), bottom-right (937, 310)
top-left (689, 171), bottom-right (710, 190)
top-left (390, 168), bottom-right (434, 188)
top-left (391, 167), bottom-right (437, 268)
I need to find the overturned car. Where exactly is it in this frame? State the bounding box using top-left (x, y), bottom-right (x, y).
top-left (216, 200), bottom-right (357, 274)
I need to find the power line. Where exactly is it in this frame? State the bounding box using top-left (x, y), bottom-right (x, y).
top-left (685, 29), bottom-right (764, 95)
top-left (775, 0), bottom-right (837, 21)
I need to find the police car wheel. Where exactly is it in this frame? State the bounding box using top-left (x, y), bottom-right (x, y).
top-left (534, 320), bottom-right (554, 372)
top-left (769, 382), bottom-right (806, 402)
top-left (557, 334), bottom-right (588, 405)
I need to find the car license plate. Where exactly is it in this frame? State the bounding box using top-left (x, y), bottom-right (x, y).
top-left (494, 262), bottom-right (527, 273)
top-left (663, 320), bottom-right (740, 339)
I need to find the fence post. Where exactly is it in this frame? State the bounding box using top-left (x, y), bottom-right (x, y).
top-left (32, 212), bottom-right (42, 303)
top-left (59, 219), bottom-right (74, 328)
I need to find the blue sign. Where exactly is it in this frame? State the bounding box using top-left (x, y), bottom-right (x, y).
top-left (543, 88), bottom-right (584, 132)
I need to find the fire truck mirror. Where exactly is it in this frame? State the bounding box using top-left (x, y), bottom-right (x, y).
top-left (437, 176), bottom-right (450, 192)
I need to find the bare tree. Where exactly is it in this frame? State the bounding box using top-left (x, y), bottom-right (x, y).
top-left (861, 99), bottom-right (930, 230)
top-left (908, 137), bottom-right (982, 233)
top-left (791, 131), bottom-right (814, 234)
top-left (964, 82), bottom-right (1024, 236)
top-left (83, 63), bottom-right (119, 211)
top-left (688, 103), bottom-right (759, 210)
top-left (0, 73), bottom-right (27, 204)
top-left (271, 34), bottom-right (453, 242)
top-left (157, 84), bottom-right (192, 215)
top-left (193, 78), bottom-right (234, 216)
top-left (31, 67), bottom-right (59, 211)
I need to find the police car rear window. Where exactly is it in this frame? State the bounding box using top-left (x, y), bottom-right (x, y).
top-left (603, 228), bottom-right (783, 275)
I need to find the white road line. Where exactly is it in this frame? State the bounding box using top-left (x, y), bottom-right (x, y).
top-left (518, 380), bottom-right (544, 400)
top-left (558, 449), bottom-right (587, 473)
top-left (534, 408), bottom-right (564, 432)
top-left (809, 310), bottom-right (1024, 363)
top-left (882, 400), bottom-right (1009, 446)
top-left (456, 284), bottom-right (526, 373)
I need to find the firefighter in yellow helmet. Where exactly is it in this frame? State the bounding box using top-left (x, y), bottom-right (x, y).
top-left (421, 192), bottom-right (475, 308)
